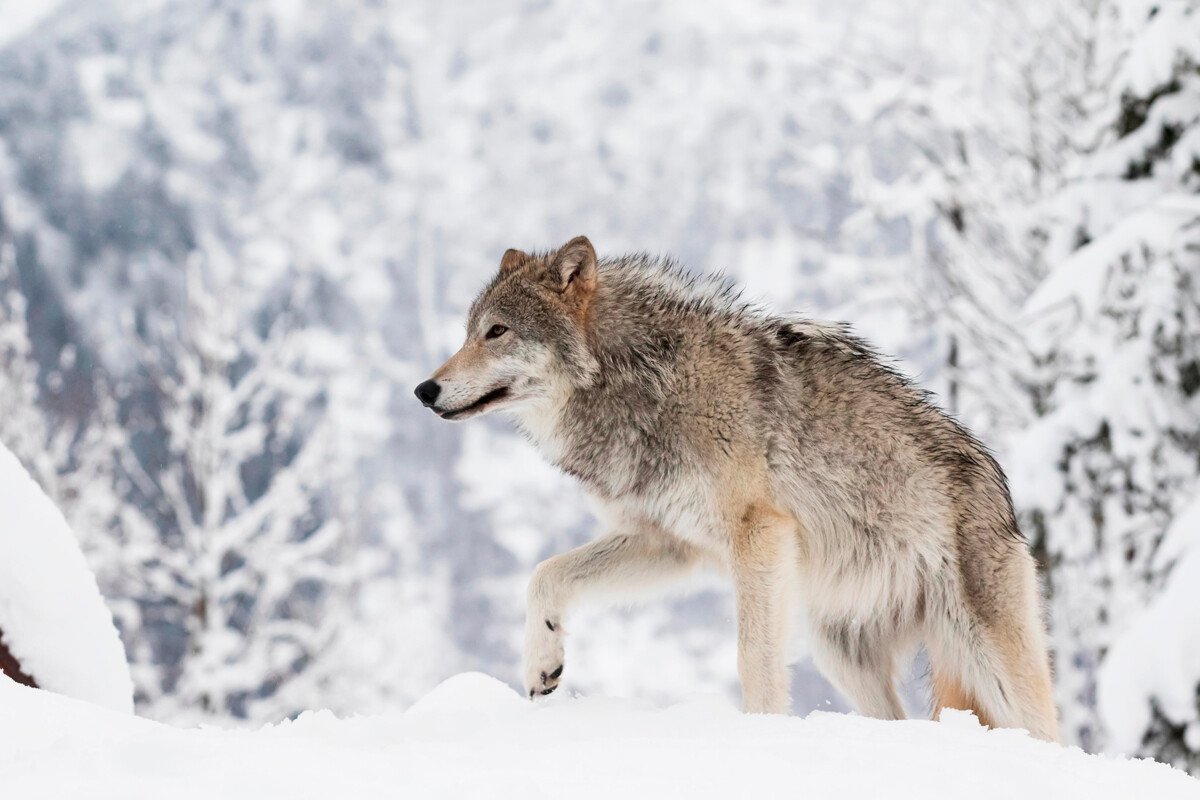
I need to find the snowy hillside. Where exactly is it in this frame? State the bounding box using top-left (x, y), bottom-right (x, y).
top-left (2, 673), bottom-right (1196, 800)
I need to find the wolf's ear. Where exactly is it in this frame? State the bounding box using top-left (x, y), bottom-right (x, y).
top-left (499, 248), bottom-right (529, 275)
top-left (549, 236), bottom-right (597, 300)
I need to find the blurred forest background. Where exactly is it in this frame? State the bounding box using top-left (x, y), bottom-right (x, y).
top-left (0, 0), bottom-right (1197, 774)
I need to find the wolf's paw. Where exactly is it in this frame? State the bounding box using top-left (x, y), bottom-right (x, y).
top-left (528, 663), bottom-right (564, 698)
top-left (524, 617), bottom-right (565, 699)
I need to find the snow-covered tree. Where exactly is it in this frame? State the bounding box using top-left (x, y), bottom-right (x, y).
top-left (0, 227), bottom-right (52, 472)
top-left (118, 249), bottom-right (389, 721)
top-left (841, 0), bottom-right (1128, 440)
top-left (1009, 0), bottom-right (1200, 761)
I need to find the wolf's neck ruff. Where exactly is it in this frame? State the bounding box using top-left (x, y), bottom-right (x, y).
top-left (416, 236), bottom-right (1060, 742)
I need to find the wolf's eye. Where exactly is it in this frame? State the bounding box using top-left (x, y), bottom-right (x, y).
top-left (486, 324), bottom-right (509, 340)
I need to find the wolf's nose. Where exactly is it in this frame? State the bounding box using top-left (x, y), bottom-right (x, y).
top-left (414, 380), bottom-right (441, 407)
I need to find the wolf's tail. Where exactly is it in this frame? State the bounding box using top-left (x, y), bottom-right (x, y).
top-left (928, 557), bottom-right (1060, 742)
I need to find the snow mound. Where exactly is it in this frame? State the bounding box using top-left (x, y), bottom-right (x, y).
top-left (0, 441), bottom-right (132, 712)
top-left (2, 673), bottom-right (1196, 799)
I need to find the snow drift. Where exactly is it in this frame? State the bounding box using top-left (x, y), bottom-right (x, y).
top-left (1, 672), bottom-right (1195, 799)
top-left (0, 441), bottom-right (132, 712)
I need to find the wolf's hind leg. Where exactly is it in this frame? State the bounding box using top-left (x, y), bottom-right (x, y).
top-left (810, 623), bottom-right (906, 721)
top-left (524, 527), bottom-right (702, 698)
top-left (731, 507), bottom-right (797, 714)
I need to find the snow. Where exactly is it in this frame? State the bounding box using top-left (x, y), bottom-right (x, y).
top-left (1, 672), bottom-right (1195, 800)
top-left (1155, 494), bottom-right (1200, 571)
top-left (1099, 495), bottom-right (1200, 756)
top-left (1117, 0), bottom-right (1200, 98)
top-left (0, 0), bottom-right (66, 49)
top-left (0, 441), bottom-right (133, 714)
top-left (1023, 194), bottom-right (1200, 320)
top-left (68, 121), bottom-right (134, 192)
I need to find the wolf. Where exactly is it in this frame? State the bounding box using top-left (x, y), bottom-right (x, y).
top-left (414, 236), bottom-right (1060, 741)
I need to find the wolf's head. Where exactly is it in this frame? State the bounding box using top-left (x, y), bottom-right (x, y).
top-left (414, 236), bottom-right (600, 421)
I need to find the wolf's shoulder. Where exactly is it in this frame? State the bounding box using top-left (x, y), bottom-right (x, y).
top-left (598, 253), bottom-right (761, 322)
top-left (766, 318), bottom-right (880, 360)
top-left (597, 254), bottom-right (893, 370)
top-left (764, 316), bottom-right (934, 403)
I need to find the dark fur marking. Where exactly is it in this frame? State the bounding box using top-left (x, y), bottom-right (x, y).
top-left (822, 619), bottom-right (875, 669)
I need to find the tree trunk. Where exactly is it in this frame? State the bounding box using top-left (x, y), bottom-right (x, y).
top-left (0, 626), bottom-right (37, 688)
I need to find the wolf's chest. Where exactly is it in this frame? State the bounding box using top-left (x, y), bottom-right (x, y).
top-left (519, 388), bottom-right (727, 536)
top-left (555, 413), bottom-right (687, 499)
top-left (557, 428), bottom-right (730, 550)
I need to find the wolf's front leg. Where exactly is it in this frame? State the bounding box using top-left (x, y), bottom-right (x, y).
top-left (524, 528), bottom-right (701, 699)
top-left (731, 507), bottom-right (796, 714)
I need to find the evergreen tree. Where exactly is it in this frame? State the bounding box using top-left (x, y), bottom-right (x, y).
top-left (1010, 0), bottom-right (1200, 761)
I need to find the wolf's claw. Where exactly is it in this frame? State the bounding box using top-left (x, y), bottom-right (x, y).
top-left (525, 605), bottom-right (565, 699)
top-left (529, 664), bottom-right (563, 697)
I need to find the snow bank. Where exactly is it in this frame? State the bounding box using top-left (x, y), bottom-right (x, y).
top-left (1, 672), bottom-right (1195, 800)
top-left (0, 442), bottom-right (132, 712)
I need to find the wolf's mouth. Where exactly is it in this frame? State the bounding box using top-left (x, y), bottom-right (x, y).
top-left (438, 386), bottom-right (512, 420)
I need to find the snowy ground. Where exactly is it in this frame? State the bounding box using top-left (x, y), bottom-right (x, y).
top-left (3, 674), bottom-right (1196, 800)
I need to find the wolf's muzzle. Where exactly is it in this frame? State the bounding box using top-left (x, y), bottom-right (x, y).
top-left (414, 380), bottom-right (440, 407)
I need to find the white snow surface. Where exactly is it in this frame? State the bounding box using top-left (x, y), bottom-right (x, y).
top-left (0, 442), bottom-right (133, 713)
top-left (1, 672), bottom-right (1195, 800)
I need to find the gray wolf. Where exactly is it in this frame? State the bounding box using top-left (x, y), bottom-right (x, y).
top-left (414, 236), bottom-right (1060, 741)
